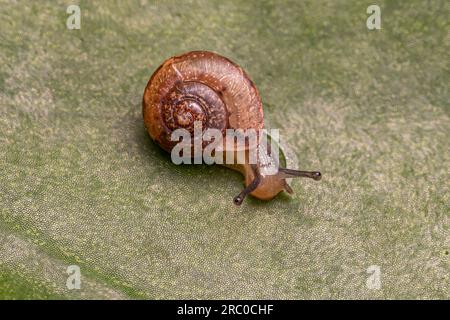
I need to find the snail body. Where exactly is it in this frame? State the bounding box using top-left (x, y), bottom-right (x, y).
top-left (143, 51), bottom-right (321, 205)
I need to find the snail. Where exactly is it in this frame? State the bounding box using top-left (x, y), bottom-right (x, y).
top-left (142, 51), bottom-right (321, 205)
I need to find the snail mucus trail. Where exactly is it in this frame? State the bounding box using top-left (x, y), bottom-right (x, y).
top-left (143, 51), bottom-right (321, 205)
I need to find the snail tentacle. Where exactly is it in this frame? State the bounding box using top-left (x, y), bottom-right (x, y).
top-left (278, 168), bottom-right (322, 181)
top-left (233, 166), bottom-right (261, 206)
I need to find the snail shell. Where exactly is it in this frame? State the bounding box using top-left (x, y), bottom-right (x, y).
top-left (142, 51), bottom-right (321, 205)
top-left (142, 51), bottom-right (264, 152)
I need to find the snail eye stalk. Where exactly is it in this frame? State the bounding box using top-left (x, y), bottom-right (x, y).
top-left (233, 174), bottom-right (261, 206)
top-left (278, 168), bottom-right (322, 181)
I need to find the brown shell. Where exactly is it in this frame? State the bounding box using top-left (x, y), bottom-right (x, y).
top-left (142, 51), bottom-right (264, 152)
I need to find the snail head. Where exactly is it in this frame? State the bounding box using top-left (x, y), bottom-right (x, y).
top-left (233, 165), bottom-right (322, 206)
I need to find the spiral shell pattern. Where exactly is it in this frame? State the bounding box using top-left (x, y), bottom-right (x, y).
top-left (143, 51), bottom-right (264, 152)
